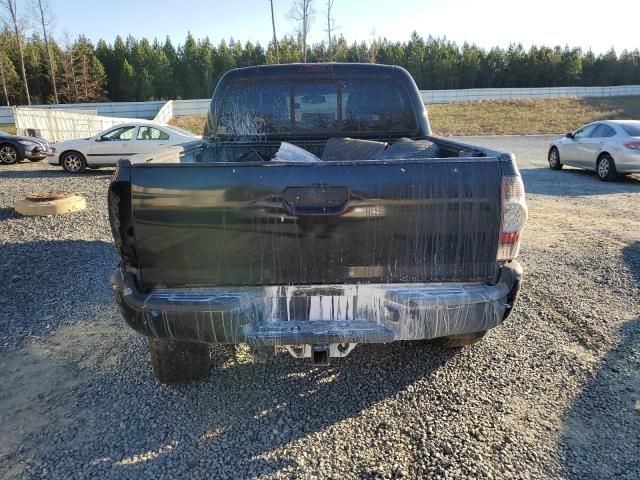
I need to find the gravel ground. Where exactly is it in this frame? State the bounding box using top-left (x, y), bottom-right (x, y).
top-left (1, 137), bottom-right (639, 479)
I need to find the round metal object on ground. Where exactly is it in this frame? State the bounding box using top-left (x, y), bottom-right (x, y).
top-left (25, 191), bottom-right (75, 202)
top-left (13, 192), bottom-right (86, 216)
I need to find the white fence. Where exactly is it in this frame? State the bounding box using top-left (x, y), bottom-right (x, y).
top-left (148, 99), bottom-right (212, 123)
top-left (172, 99), bottom-right (210, 117)
top-left (14, 108), bottom-right (144, 142)
top-left (0, 100), bottom-right (166, 125)
top-left (420, 85), bottom-right (640, 103)
top-left (152, 100), bottom-right (175, 124)
top-left (3, 85), bottom-right (639, 126)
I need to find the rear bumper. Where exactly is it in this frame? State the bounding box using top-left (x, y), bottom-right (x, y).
top-left (111, 261), bottom-right (522, 346)
top-left (615, 150), bottom-right (640, 174)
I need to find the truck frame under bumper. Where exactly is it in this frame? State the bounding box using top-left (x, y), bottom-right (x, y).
top-left (112, 262), bottom-right (522, 347)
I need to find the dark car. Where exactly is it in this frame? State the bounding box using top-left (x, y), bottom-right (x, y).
top-left (109, 63), bottom-right (527, 383)
top-left (0, 131), bottom-right (49, 164)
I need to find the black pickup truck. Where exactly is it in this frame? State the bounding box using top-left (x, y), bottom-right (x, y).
top-left (109, 63), bottom-right (527, 383)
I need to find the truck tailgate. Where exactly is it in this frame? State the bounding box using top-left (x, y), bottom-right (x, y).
top-left (124, 159), bottom-right (502, 288)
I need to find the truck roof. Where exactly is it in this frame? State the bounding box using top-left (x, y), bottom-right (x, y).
top-left (221, 62), bottom-right (405, 78)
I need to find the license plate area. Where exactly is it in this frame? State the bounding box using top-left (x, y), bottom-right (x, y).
top-left (244, 320), bottom-right (394, 346)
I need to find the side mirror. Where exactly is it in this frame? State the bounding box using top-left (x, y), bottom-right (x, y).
top-left (565, 132), bottom-right (574, 139)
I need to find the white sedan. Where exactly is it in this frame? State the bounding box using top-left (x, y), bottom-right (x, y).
top-left (548, 120), bottom-right (640, 181)
top-left (48, 122), bottom-right (200, 173)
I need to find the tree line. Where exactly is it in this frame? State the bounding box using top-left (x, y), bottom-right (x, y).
top-left (1, 0), bottom-right (640, 106)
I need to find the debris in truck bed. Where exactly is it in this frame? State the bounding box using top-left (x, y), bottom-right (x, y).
top-left (322, 138), bottom-right (388, 161)
top-left (377, 137), bottom-right (441, 159)
top-left (236, 149), bottom-right (267, 163)
top-left (274, 137), bottom-right (440, 163)
top-left (273, 142), bottom-right (321, 162)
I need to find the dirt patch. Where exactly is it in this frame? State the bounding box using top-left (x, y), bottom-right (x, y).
top-left (429, 96), bottom-right (640, 136)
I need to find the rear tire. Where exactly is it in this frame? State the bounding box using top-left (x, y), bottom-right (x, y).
top-left (60, 151), bottom-right (87, 173)
top-left (148, 338), bottom-right (211, 384)
top-left (430, 331), bottom-right (486, 348)
top-left (596, 154), bottom-right (617, 181)
top-left (548, 147), bottom-right (562, 170)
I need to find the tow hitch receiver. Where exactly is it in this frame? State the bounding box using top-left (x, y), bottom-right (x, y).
top-left (311, 344), bottom-right (330, 366)
top-left (283, 343), bottom-right (357, 365)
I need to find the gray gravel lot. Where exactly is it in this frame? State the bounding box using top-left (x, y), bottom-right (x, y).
top-left (1, 136), bottom-right (639, 479)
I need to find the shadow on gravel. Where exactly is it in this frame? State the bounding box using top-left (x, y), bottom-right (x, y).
top-left (0, 239), bottom-right (466, 478)
top-left (522, 167), bottom-right (640, 196)
top-left (2, 327), bottom-right (462, 478)
top-left (0, 206), bottom-right (15, 221)
top-left (560, 242), bottom-right (640, 480)
top-left (0, 168), bottom-right (114, 179)
top-left (0, 240), bottom-right (117, 344)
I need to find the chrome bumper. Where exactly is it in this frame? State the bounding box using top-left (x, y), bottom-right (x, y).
top-left (112, 261), bottom-right (522, 346)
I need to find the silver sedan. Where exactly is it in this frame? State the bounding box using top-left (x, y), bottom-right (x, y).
top-left (548, 120), bottom-right (640, 181)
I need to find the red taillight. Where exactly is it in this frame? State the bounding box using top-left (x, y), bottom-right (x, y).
top-left (499, 231), bottom-right (521, 245)
top-left (497, 176), bottom-right (527, 261)
top-left (623, 141), bottom-right (640, 150)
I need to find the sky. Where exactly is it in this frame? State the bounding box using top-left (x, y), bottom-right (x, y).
top-left (51, 0), bottom-right (639, 54)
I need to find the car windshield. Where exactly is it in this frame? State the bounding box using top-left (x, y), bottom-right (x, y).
top-left (208, 76), bottom-right (418, 139)
top-left (619, 122), bottom-right (640, 136)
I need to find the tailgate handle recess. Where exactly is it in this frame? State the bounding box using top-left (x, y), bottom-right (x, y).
top-left (283, 186), bottom-right (350, 216)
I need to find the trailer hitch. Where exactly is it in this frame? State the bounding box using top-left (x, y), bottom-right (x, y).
top-left (310, 343), bottom-right (330, 366)
top-left (283, 343), bottom-right (357, 365)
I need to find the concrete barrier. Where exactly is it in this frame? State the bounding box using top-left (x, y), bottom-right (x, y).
top-left (419, 85), bottom-right (640, 103)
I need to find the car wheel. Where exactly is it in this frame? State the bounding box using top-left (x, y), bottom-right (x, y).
top-left (0, 144), bottom-right (19, 164)
top-left (61, 151), bottom-right (87, 173)
top-left (596, 154), bottom-right (617, 181)
top-left (430, 331), bottom-right (486, 348)
top-left (148, 338), bottom-right (211, 384)
top-left (548, 147), bottom-right (562, 170)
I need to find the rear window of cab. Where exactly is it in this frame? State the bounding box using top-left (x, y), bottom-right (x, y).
top-left (210, 77), bottom-right (418, 138)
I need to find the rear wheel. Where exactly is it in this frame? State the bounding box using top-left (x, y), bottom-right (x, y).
top-left (61, 151), bottom-right (87, 173)
top-left (430, 331), bottom-right (486, 348)
top-left (0, 144), bottom-right (19, 164)
top-left (148, 338), bottom-right (211, 384)
top-left (548, 147), bottom-right (562, 170)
